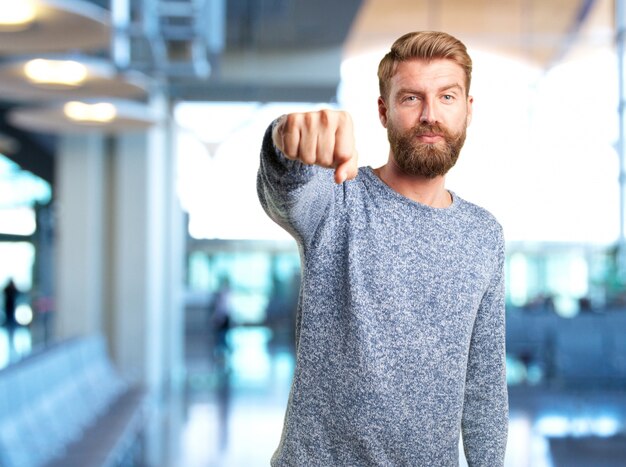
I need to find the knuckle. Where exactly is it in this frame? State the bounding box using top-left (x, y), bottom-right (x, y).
top-left (318, 109), bottom-right (332, 125)
top-left (284, 113), bottom-right (304, 134)
top-left (282, 114), bottom-right (294, 132)
top-left (303, 111), bottom-right (315, 128)
top-left (287, 112), bottom-right (301, 125)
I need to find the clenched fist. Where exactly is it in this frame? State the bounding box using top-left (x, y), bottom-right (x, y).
top-left (272, 109), bottom-right (359, 184)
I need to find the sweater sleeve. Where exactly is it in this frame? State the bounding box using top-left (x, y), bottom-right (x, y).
top-left (257, 120), bottom-right (336, 246)
top-left (462, 231), bottom-right (509, 467)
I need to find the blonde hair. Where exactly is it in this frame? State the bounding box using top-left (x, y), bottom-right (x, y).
top-left (378, 31), bottom-right (472, 100)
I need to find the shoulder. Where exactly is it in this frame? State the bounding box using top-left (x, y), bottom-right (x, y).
top-left (454, 194), bottom-right (504, 244)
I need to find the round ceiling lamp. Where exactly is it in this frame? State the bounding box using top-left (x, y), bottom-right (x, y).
top-left (63, 101), bottom-right (118, 123)
top-left (0, 0), bottom-right (38, 32)
top-left (8, 99), bottom-right (158, 134)
top-left (23, 58), bottom-right (88, 88)
top-left (0, 0), bottom-right (110, 54)
top-left (0, 57), bottom-right (149, 101)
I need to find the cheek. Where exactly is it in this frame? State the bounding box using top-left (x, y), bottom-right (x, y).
top-left (449, 111), bottom-right (470, 132)
top-left (389, 112), bottom-right (419, 131)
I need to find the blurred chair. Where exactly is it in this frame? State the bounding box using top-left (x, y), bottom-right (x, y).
top-left (0, 334), bottom-right (147, 467)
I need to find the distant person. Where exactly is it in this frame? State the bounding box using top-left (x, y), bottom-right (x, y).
top-left (257, 31), bottom-right (508, 466)
top-left (209, 278), bottom-right (233, 452)
top-left (210, 278), bottom-right (232, 358)
top-left (3, 279), bottom-right (18, 331)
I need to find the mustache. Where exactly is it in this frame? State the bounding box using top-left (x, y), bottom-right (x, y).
top-left (411, 123), bottom-right (449, 137)
top-left (411, 123), bottom-right (465, 143)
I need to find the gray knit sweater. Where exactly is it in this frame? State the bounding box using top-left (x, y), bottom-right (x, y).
top-left (257, 123), bottom-right (508, 466)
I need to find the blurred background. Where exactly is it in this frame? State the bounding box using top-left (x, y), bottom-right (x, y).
top-left (0, 0), bottom-right (625, 466)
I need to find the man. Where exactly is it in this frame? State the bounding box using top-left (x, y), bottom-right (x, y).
top-left (257, 31), bottom-right (508, 466)
top-left (3, 279), bottom-right (18, 330)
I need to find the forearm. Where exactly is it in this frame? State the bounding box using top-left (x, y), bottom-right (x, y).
top-left (462, 241), bottom-right (508, 466)
top-left (462, 367), bottom-right (508, 466)
top-left (257, 120), bottom-right (335, 242)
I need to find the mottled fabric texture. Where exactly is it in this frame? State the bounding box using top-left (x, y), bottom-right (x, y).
top-left (257, 122), bottom-right (508, 466)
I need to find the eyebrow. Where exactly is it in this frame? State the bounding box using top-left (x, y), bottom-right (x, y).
top-left (439, 83), bottom-right (464, 94)
top-left (397, 83), bottom-right (465, 96)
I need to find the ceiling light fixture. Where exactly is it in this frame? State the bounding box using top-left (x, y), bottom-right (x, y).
top-left (0, 0), bottom-right (37, 31)
top-left (24, 59), bottom-right (88, 88)
top-left (64, 101), bottom-right (117, 123)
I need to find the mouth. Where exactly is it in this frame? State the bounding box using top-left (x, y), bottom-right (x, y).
top-left (416, 133), bottom-right (444, 144)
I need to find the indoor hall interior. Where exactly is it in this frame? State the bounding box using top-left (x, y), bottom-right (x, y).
top-left (1, 0), bottom-right (626, 466)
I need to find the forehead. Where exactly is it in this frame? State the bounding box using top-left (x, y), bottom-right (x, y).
top-left (389, 58), bottom-right (467, 94)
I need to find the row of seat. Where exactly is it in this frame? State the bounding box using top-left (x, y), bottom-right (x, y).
top-left (507, 309), bottom-right (626, 386)
top-left (0, 334), bottom-right (147, 467)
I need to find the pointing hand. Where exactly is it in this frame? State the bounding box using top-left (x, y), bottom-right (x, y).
top-left (273, 109), bottom-right (359, 184)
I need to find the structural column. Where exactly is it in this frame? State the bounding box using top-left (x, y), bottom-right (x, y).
top-left (54, 134), bottom-right (107, 338)
top-left (108, 93), bottom-right (185, 394)
top-left (53, 94), bottom-right (185, 397)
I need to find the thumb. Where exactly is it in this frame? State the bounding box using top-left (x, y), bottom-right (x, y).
top-left (334, 150), bottom-right (358, 184)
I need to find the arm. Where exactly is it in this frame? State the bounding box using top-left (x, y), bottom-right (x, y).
top-left (462, 234), bottom-right (508, 467)
top-left (257, 110), bottom-right (358, 244)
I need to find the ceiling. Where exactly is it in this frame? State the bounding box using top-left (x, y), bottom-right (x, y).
top-left (0, 0), bottom-right (616, 187)
top-left (347, 0), bottom-right (613, 66)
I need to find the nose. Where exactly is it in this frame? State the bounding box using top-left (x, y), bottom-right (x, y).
top-left (419, 99), bottom-right (437, 124)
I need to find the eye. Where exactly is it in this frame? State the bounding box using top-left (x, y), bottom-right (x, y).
top-left (441, 94), bottom-right (456, 103)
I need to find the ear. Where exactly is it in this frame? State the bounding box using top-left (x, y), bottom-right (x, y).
top-left (466, 95), bottom-right (474, 127)
top-left (378, 96), bottom-right (388, 128)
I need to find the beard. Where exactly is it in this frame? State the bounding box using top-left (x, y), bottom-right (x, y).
top-left (387, 120), bottom-right (467, 178)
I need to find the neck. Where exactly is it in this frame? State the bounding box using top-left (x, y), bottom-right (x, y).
top-left (374, 157), bottom-right (452, 208)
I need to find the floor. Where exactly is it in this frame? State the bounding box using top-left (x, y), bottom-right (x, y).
top-left (162, 325), bottom-right (626, 467)
top-left (159, 326), bottom-right (293, 467)
top-left (2, 325), bottom-right (626, 467)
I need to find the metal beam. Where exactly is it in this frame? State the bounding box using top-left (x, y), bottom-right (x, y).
top-left (0, 233), bottom-right (32, 243)
top-left (168, 82), bottom-right (339, 103)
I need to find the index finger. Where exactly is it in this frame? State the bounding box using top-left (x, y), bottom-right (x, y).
top-left (334, 150), bottom-right (358, 184)
top-left (333, 114), bottom-right (355, 166)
